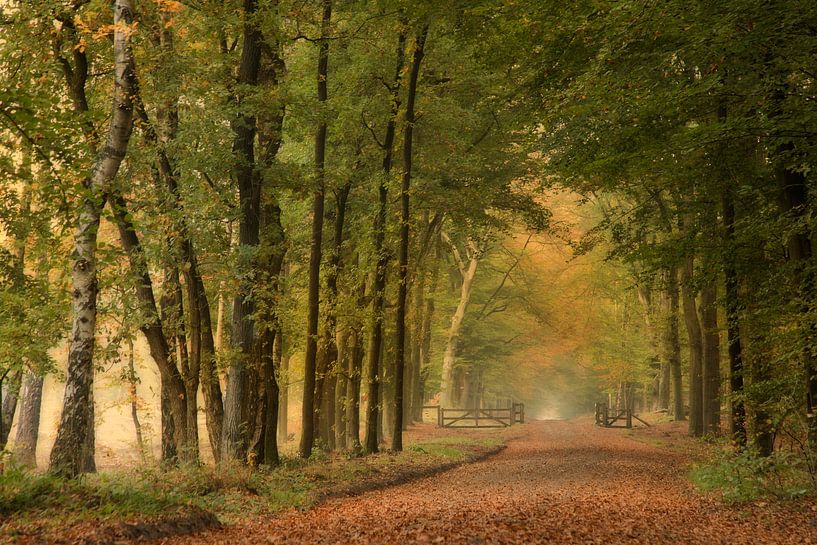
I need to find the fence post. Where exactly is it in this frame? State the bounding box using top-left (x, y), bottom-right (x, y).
top-left (437, 406), bottom-right (443, 427)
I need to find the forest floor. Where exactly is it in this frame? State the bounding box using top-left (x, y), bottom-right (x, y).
top-left (159, 417), bottom-right (817, 545)
top-left (0, 425), bottom-right (511, 544)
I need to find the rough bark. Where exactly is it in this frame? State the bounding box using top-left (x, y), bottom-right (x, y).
top-left (364, 29), bottom-right (407, 455)
top-left (776, 144), bottom-right (817, 444)
top-left (0, 370), bottom-right (21, 449)
top-left (346, 272), bottom-right (366, 452)
top-left (112, 194), bottom-right (192, 459)
top-left (393, 24), bottom-right (428, 452)
top-left (665, 265), bottom-right (684, 420)
top-left (316, 180), bottom-right (351, 449)
top-left (334, 326), bottom-right (349, 449)
top-left (50, 0), bottom-right (138, 478)
top-left (700, 279), bottom-right (720, 434)
top-left (256, 43), bottom-right (286, 466)
top-left (222, 0), bottom-right (264, 463)
top-left (13, 371), bottom-right (43, 467)
top-left (681, 255), bottom-right (704, 436)
top-left (300, 0), bottom-right (332, 459)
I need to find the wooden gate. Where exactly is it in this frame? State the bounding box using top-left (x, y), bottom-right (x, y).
top-left (440, 407), bottom-right (515, 428)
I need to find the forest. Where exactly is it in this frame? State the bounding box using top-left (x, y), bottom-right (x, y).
top-left (1, 1), bottom-right (817, 543)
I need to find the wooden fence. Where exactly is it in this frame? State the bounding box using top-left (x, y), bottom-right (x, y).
top-left (594, 402), bottom-right (650, 429)
top-left (421, 404), bottom-right (526, 428)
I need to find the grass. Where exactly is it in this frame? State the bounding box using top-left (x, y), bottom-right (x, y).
top-left (0, 433), bottom-right (500, 533)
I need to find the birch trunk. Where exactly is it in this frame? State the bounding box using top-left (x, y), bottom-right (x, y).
top-left (50, 0), bottom-right (137, 477)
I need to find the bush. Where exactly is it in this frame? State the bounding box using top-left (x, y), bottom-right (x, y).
top-left (690, 446), bottom-right (815, 503)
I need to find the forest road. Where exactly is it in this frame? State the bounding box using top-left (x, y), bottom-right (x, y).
top-left (164, 419), bottom-right (817, 545)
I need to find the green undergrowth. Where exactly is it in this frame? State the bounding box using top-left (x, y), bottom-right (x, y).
top-left (690, 445), bottom-right (817, 503)
top-left (0, 434), bottom-right (497, 529)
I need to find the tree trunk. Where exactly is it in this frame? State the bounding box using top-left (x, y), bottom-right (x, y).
top-left (300, 0), bottom-right (332, 459)
top-left (722, 186), bottom-right (746, 447)
top-left (222, 0), bottom-right (264, 463)
top-left (0, 370), bottom-right (21, 449)
top-left (700, 277), bottom-right (720, 434)
top-left (334, 327), bottom-right (349, 450)
top-left (440, 235), bottom-right (479, 409)
top-left (317, 180), bottom-right (352, 450)
top-left (50, 0), bottom-right (138, 478)
top-left (393, 24), bottom-right (428, 452)
top-left (364, 29), bottom-right (407, 455)
top-left (112, 194), bottom-right (192, 460)
top-left (681, 255), bottom-right (704, 436)
top-left (277, 333), bottom-right (289, 445)
top-left (665, 265), bottom-right (684, 420)
top-left (124, 339), bottom-right (145, 458)
top-left (346, 274), bottom-right (366, 452)
top-left (408, 266), bottom-right (425, 424)
top-left (776, 145), bottom-right (817, 444)
top-left (13, 370), bottom-right (44, 468)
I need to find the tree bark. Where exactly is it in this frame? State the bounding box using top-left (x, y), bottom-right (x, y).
top-left (222, 0), bottom-right (264, 463)
top-left (13, 370), bottom-right (43, 468)
top-left (277, 332), bottom-right (289, 445)
top-left (700, 278), bottom-right (720, 434)
top-left (346, 271), bottom-right (366, 452)
top-left (300, 0), bottom-right (332, 459)
top-left (665, 265), bottom-right (684, 420)
top-left (440, 234), bottom-right (479, 409)
top-left (50, 0), bottom-right (138, 478)
top-left (112, 194), bottom-right (192, 459)
top-left (722, 187), bottom-right (746, 447)
top-left (0, 370), bottom-right (21, 449)
top-left (393, 24), bottom-right (428, 452)
top-left (776, 144), bottom-right (817, 444)
top-left (364, 29), bottom-right (407, 455)
top-left (681, 254), bottom-right (704, 436)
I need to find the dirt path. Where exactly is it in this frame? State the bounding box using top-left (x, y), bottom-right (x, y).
top-left (163, 420), bottom-right (817, 544)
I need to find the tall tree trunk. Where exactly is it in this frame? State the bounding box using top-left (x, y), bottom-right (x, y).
top-left (700, 278), bottom-right (720, 434)
top-left (277, 332), bottom-right (289, 445)
top-left (222, 0), bottom-right (264, 463)
top-left (393, 24), bottom-right (428, 452)
top-left (346, 272), bottom-right (366, 452)
top-left (256, 43), bottom-right (286, 466)
top-left (334, 326), bottom-right (349, 449)
top-left (665, 265), bottom-right (684, 420)
top-left (722, 186), bottom-right (746, 447)
top-left (258, 199), bottom-right (285, 466)
top-left (317, 180), bottom-right (351, 450)
top-left (440, 235), bottom-right (479, 409)
top-left (50, 0), bottom-right (138, 478)
top-left (364, 29), bottom-right (407, 455)
top-left (408, 265), bottom-right (425, 424)
top-left (681, 255), bottom-right (704, 436)
top-left (300, 0), bottom-right (332, 459)
top-left (13, 370), bottom-right (44, 468)
top-left (776, 145), bottom-right (817, 444)
top-left (112, 194), bottom-right (192, 459)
